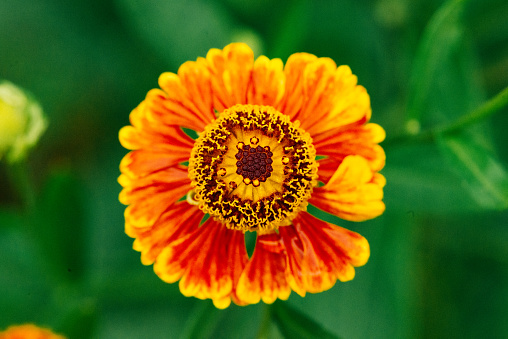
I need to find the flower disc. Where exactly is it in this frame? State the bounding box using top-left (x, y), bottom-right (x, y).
top-left (189, 104), bottom-right (318, 232)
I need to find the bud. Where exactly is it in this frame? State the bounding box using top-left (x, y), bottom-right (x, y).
top-left (0, 81), bottom-right (47, 163)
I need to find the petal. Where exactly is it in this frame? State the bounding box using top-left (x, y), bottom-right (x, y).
top-left (119, 149), bottom-right (190, 179)
top-left (0, 324), bottom-right (66, 339)
top-left (206, 43), bottom-right (254, 111)
top-left (310, 155), bottom-right (385, 221)
top-left (119, 99), bottom-right (195, 179)
top-left (276, 52), bottom-right (318, 121)
top-left (158, 57), bottom-right (216, 130)
top-left (236, 233), bottom-right (291, 305)
top-left (130, 201), bottom-right (202, 265)
top-left (294, 57), bottom-right (338, 128)
top-left (154, 219), bottom-right (248, 309)
top-left (145, 87), bottom-right (208, 132)
top-left (280, 212), bottom-right (370, 295)
top-left (316, 157), bottom-right (340, 185)
top-left (119, 165), bottom-right (191, 229)
top-left (247, 55), bottom-right (285, 107)
top-left (119, 100), bottom-right (195, 153)
top-left (314, 123), bottom-right (386, 172)
top-left (289, 58), bottom-right (370, 137)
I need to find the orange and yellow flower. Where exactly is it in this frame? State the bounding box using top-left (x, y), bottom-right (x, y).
top-left (119, 43), bottom-right (385, 308)
top-left (0, 324), bottom-right (66, 339)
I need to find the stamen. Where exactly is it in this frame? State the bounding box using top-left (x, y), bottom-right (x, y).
top-left (186, 190), bottom-right (199, 205)
top-left (217, 168), bottom-right (226, 176)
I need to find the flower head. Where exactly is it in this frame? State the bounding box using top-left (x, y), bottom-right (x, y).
top-left (119, 43), bottom-right (385, 308)
top-left (0, 81), bottom-right (47, 163)
top-left (0, 324), bottom-right (66, 339)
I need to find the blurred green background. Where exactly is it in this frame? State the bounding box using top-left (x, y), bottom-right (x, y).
top-left (1, 0), bottom-right (508, 338)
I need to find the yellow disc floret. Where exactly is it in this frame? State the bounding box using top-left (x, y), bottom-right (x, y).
top-left (188, 104), bottom-right (318, 232)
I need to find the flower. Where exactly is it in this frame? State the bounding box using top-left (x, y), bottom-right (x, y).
top-left (0, 324), bottom-right (66, 339)
top-left (119, 43), bottom-right (386, 308)
top-left (0, 81), bottom-right (47, 163)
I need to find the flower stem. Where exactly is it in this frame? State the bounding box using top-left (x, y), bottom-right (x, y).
top-left (256, 304), bottom-right (272, 339)
top-left (433, 85), bottom-right (508, 135)
top-left (6, 159), bottom-right (36, 210)
top-left (386, 85), bottom-right (508, 145)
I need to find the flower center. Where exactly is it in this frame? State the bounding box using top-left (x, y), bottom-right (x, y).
top-left (235, 140), bottom-right (273, 186)
top-left (188, 104), bottom-right (318, 232)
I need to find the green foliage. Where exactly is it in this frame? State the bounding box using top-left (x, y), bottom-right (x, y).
top-left (438, 132), bottom-right (508, 209)
top-left (1, 0), bottom-right (508, 338)
top-left (272, 301), bottom-right (340, 339)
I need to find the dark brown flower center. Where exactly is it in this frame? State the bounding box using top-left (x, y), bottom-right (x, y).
top-left (235, 140), bottom-right (273, 186)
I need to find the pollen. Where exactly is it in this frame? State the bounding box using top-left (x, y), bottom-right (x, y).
top-left (188, 104), bottom-right (318, 232)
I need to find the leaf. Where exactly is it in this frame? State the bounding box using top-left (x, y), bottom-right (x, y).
top-left (180, 301), bottom-right (224, 339)
top-left (381, 143), bottom-right (480, 214)
top-left (407, 0), bottom-right (468, 126)
top-left (437, 132), bottom-right (508, 210)
top-left (115, 0), bottom-right (233, 67)
top-left (404, 0), bottom-right (508, 209)
top-left (272, 301), bottom-right (340, 339)
top-left (269, 0), bottom-right (310, 57)
top-left (33, 168), bottom-right (87, 281)
top-left (0, 222), bottom-right (52, 326)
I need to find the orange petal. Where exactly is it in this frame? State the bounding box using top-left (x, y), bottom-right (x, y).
top-left (291, 59), bottom-right (370, 137)
top-left (0, 324), bottom-right (66, 339)
top-left (119, 165), bottom-right (191, 230)
top-left (157, 57), bottom-right (216, 130)
top-left (281, 211), bottom-right (370, 295)
top-left (119, 149), bottom-right (189, 179)
top-left (119, 100), bottom-right (194, 179)
top-left (130, 201), bottom-right (202, 265)
top-left (247, 55), bottom-right (285, 107)
top-left (119, 100), bottom-right (195, 152)
top-left (154, 219), bottom-right (248, 309)
top-left (206, 43), bottom-right (254, 111)
top-left (314, 123), bottom-right (386, 172)
top-left (316, 157), bottom-right (340, 185)
top-left (295, 57), bottom-right (338, 129)
top-left (310, 155), bottom-right (385, 221)
top-left (236, 233), bottom-right (291, 305)
top-left (276, 52), bottom-right (318, 121)
top-left (145, 87), bottom-right (208, 132)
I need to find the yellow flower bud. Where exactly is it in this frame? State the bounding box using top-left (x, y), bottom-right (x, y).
top-left (0, 81), bottom-right (47, 162)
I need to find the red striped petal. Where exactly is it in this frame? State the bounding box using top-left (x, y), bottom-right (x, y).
top-left (154, 220), bottom-right (248, 309)
top-left (280, 212), bottom-right (369, 295)
top-left (130, 202), bottom-right (202, 265)
top-left (236, 233), bottom-right (291, 305)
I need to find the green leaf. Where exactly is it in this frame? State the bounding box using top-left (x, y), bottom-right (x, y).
top-left (404, 0), bottom-right (508, 209)
top-left (382, 143), bottom-right (479, 214)
top-left (272, 301), bottom-right (340, 339)
top-left (0, 222), bottom-right (53, 327)
top-left (269, 0), bottom-right (310, 57)
top-left (407, 0), bottom-right (468, 128)
top-left (180, 301), bottom-right (225, 339)
top-left (33, 168), bottom-right (87, 281)
top-left (437, 132), bottom-right (508, 210)
top-left (116, 0), bottom-right (233, 67)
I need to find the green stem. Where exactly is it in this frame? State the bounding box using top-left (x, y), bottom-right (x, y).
top-left (6, 159), bottom-right (36, 210)
top-left (256, 304), bottom-right (272, 339)
top-left (433, 85), bottom-right (508, 135)
top-left (386, 85), bottom-right (508, 146)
